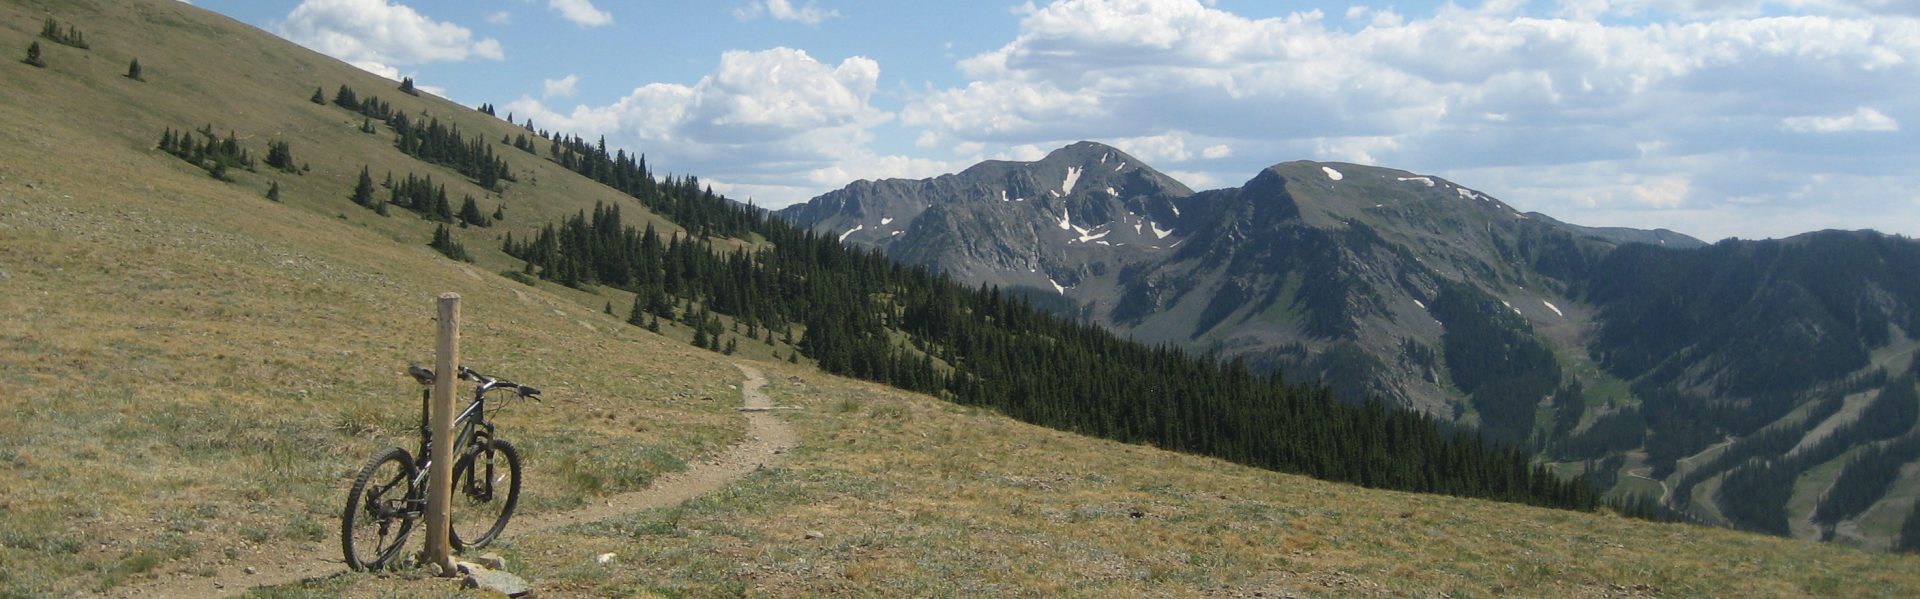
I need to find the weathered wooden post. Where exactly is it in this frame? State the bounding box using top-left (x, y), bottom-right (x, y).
top-left (426, 292), bottom-right (460, 575)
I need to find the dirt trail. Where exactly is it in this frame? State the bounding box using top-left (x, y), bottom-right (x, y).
top-left (112, 364), bottom-right (796, 598)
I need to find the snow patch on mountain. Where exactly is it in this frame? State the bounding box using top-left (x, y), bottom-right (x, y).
top-left (1078, 229), bottom-right (1111, 243)
top-left (1116, 162), bottom-right (1126, 171)
top-left (880, 217), bottom-right (893, 226)
top-left (839, 225), bottom-right (863, 242)
top-left (1058, 207), bottom-right (1072, 231)
top-left (1152, 222), bottom-right (1173, 239)
top-left (1062, 166), bottom-right (1082, 195)
top-left (1050, 278), bottom-right (1066, 295)
top-left (1542, 300), bottom-right (1563, 317)
top-left (1398, 176), bottom-right (1434, 187)
top-left (1322, 166), bottom-right (1344, 181)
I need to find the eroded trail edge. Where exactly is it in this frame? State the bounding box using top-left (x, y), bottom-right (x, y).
top-left (513, 363), bottom-right (797, 532)
top-left (118, 364), bottom-right (796, 598)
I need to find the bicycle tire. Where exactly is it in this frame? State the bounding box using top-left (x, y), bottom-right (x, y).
top-left (450, 437), bottom-right (521, 551)
top-left (341, 447), bottom-right (418, 571)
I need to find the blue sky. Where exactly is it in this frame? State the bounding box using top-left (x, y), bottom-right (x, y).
top-left (188, 0), bottom-right (1918, 241)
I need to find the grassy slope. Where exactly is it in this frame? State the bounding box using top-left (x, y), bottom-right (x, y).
top-left (315, 369), bottom-right (1920, 598)
top-left (0, 0), bottom-right (741, 595)
top-left (1, 0), bottom-right (1917, 596)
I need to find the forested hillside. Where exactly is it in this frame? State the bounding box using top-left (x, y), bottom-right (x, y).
top-left (487, 122), bottom-right (1601, 511)
top-left (780, 139), bottom-right (1920, 546)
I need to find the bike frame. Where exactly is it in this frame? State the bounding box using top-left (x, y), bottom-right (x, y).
top-left (407, 384), bottom-right (497, 499)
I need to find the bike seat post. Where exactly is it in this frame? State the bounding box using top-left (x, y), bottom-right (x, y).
top-left (419, 388), bottom-right (433, 447)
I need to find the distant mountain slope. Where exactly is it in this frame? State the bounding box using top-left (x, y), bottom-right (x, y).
top-left (784, 151), bottom-right (1674, 417)
top-left (781, 144), bottom-right (1920, 547)
top-left (781, 142), bottom-right (1191, 303)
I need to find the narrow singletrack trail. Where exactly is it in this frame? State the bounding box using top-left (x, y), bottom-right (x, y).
top-left (113, 364), bottom-right (796, 598)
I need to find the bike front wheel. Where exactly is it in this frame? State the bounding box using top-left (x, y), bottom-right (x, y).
top-left (341, 447), bottom-right (419, 571)
top-left (450, 437), bottom-right (521, 551)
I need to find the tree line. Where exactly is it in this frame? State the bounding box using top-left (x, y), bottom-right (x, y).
top-left (321, 84), bottom-right (516, 190)
top-left (478, 127), bottom-right (1604, 512)
top-left (1711, 364), bottom-right (1919, 535)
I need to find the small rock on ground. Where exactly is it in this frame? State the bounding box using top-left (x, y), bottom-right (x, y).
top-left (459, 562), bottom-right (533, 598)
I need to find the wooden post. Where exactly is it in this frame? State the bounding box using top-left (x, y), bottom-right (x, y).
top-left (426, 293), bottom-right (460, 575)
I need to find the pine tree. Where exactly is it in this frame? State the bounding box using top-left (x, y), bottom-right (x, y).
top-left (493, 204), bottom-right (505, 222)
top-left (351, 166), bottom-right (375, 207)
top-left (459, 195), bottom-right (490, 227)
top-left (788, 352), bottom-right (798, 364)
top-left (266, 181), bottom-right (281, 201)
top-left (628, 294), bottom-right (649, 326)
top-left (692, 327), bottom-right (709, 349)
top-left (124, 58), bottom-right (142, 81)
top-left (724, 338), bottom-right (739, 355)
top-left (399, 77), bottom-right (418, 96)
top-left (604, 302), bottom-right (614, 315)
top-left (648, 316), bottom-right (661, 332)
top-left (333, 84), bottom-right (358, 110)
top-left (429, 224), bottom-right (471, 261)
top-left (310, 87), bottom-right (326, 104)
top-left (24, 41), bottom-right (44, 68)
top-left (266, 140), bottom-right (296, 173)
top-left (433, 188), bottom-right (454, 222)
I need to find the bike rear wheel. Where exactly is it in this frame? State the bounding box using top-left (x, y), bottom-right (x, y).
top-left (341, 447), bottom-right (419, 571)
top-left (450, 438), bottom-right (521, 551)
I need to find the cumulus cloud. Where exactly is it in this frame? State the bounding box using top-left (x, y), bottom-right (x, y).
top-left (543, 74), bottom-right (580, 98)
top-left (548, 0), bottom-right (612, 28)
top-left (1782, 106), bottom-right (1900, 132)
top-left (279, 0), bottom-right (502, 79)
top-left (485, 11), bottom-right (511, 25)
top-left (505, 48), bottom-right (902, 206)
top-left (898, 0), bottom-right (1920, 238)
top-left (733, 0), bottom-right (840, 26)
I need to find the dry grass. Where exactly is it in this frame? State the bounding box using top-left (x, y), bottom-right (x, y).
top-left (0, 0), bottom-right (750, 595)
top-left (299, 368), bottom-right (1920, 598)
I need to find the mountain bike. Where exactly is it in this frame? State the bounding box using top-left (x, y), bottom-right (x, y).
top-left (340, 364), bottom-right (541, 571)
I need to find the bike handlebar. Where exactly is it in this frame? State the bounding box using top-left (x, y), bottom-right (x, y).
top-left (405, 364), bottom-right (542, 400)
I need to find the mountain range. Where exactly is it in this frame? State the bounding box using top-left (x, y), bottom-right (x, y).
top-left (778, 141), bottom-right (1920, 546)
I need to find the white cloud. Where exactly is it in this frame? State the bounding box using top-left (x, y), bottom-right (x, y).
top-left (505, 48), bottom-right (892, 207)
top-left (1781, 106), bottom-right (1900, 132)
top-left (485, 11), bottom-right (511, 25)
top-left (733, 0), bottom-right (840, 26)
top-left (896, 0), bottom-right (1920, 237)
top-left (1108, 132), bottom-right (1239, 164)
top-left (548, 0), bottom-right (612, 27)
top-left (543, 74), bottom-right (580, 99)
top-left (279, 0), bottom-right (502, 80)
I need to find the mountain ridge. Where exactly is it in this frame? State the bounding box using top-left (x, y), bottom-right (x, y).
top-left (780, 143), bottom-right (1920, 547)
